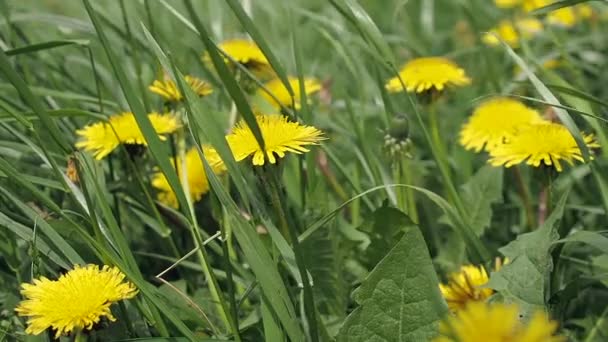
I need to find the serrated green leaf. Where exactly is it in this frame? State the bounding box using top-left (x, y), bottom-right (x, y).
top-left (488, 192), bottom-right (569, 317)
top-left (337, 225), bottom-right (447, 342)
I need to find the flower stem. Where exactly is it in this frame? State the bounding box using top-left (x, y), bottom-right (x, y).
top-left (264, 166), bottom-right (319, 342)
top-left (427, 102), bottom-right (453, 203)
top-left (401, 158), bottom-right (419, 224)
top-left (74, 330), bottom-right (87, 342)
top-left (512, 166), bottom-right (535, 229)
top-left (537, 168), bottom-right (553, 227)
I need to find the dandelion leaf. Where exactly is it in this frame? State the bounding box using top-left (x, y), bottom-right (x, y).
top-left (488, 192), bottom-right (568, 318)
top-left (460, 165), bottom-right (503, 236)
top-left (337, 224), bottom-right (447, 342)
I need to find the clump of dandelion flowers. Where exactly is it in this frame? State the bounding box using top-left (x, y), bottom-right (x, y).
top-left (75, 112), bottom-right (180, 160)
top-left (434, 302), bottom-right (564, 342)
top-left (385, 57), bottom-right (471, 94)
top-left (488, 122), bottom-right (599, 172)
top-left (149, 75), bottom-right (213, 102)
top-left (439, 263), bottom-right (500, 312)
top-left (226, 114), bottom-right (324, 166)
top-left (258, 76), bottom-right (321, 110)
top-left (15, 265), bottom-right (138, 338)
top-left (459, 98), bottom-right (546, 152)
top-left (152, 146), bottom-right (226, 208)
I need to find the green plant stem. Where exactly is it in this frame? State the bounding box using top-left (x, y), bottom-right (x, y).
top-left (401, 158), bottom-right (419, 224)
top-left (538, 168), bottom-right (553, 227)
top-left (108, 154), bottom-right (122, 228)
top-left (427, 102), bottom-right (453, 203)
top-left (175, 128), bottom-right (233, 334)
top-left (265, 166), bottom-right (319, 342)
top-left (74, 330), bottom-right (87, 342)
top-left (512, 166), bottom-right (535, 229)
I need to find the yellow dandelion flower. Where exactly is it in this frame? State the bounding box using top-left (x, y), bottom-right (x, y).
top-left (15, 265), bottom-right (137, 338)
top-left (577, 4), bottom-right (594, 19)
top-left (226, 114), bottom-right (324, 166)
top-left (495, 0), bottom-right (522, 8)
top-left (203, 38), bottom-right (272, 76)
top-left (149, 75), bottom-right (213, 102)
top-left (151, 146), bottom-right (226, 208)
top-left (459, 98), bottom-right (546, 152)
top-left (258, 77), bottom-right (322, 110)
top-left (548, 7), bottom-right (577, 27)
top-left (483, 18), bottom-right (543, 47)
top-left (75, 112), bottom-right (180, 160)
top-left (488, 122), bottom-right (599, 172)
top-left (434, 302), bottom-right (564, 342)
top-left (386, 57), bottom-right (471, 94)
top-left (522, 0), bottom-right (550, 12)
top-left (439, 264), bottom-right (493, 312)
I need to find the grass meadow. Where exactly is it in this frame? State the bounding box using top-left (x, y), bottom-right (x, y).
top-left (1, 0), bottom-right (608, 341)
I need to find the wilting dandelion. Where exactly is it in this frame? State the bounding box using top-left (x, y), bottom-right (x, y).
top-left (149, 75), bottom-right (213, 102)
top-left (488, 122), bottom-right (599, 172)
top-left (258, 76), bottom-right (321, 110)
top-left (75, 112), bottom-right (180, 160)
top-left (385, 57), bottom-right (471, 94)
top-left (459, 98), bottom-right (546, 152)
top-left (15, 265), bottom-right (137, 338)
top-left (433, 302), bottom-right (564, 342)
top-left (226, 114), bottom-right (324, 166)
top-left (151, 146), bottom-right (226, 208)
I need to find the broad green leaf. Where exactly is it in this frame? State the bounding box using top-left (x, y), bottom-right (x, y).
top-left (337, 225), bottom-right (447, 341)
top-left (357, 201), bottom-right (415, 267)
top-left (488, 192), bottom-right (569, 317)
top-left (460, 166), bottom-right (503, 236)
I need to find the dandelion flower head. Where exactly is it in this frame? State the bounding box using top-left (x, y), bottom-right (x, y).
top-left (15, 265), bottom-right (137, 338)
top-left (439, 264), bottom-right (494, 312)
top-left (483, 19), bottom-right (543, 47)
top-left (258, 76), bottom-right (322, 110)
top-left (75, 112), bottom-right (180, 160)
top-left (547, 4), bottom-right (594, 27)
top-left (488, 122), bottom-right (599, 172)
top-left (152, 146), bottom-right (225, 208)
top-left (386, 57), bottom-right (471, 94)
top-left (204, 38), bottom-right (272, 76)
top-left (433, 302), bottom-right (564, 342)
top-left (459, 98), bottom-right (546, 152)
top-left (226, 114), bottom-right (324, 166)
top-left (522, 0), bottom-right (550, 12)
top-left (149, 75), bottom-right (213, 102)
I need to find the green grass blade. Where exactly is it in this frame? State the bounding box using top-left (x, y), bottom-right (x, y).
top-left (5, 39), bottom-right (89, 56)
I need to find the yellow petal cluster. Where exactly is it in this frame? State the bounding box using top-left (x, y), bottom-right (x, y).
top-left (386, 57), bottom-right (471, 93)
top-left (439, 264), bottom-right (494, 312)
top-left (488, 122), bottom-right (599, 172)
top-left (495, 0), bottom-right (522, 8)
top-left (258, 77), bottom-right (321, 110)
top-left (75, 112), bottom-right (180, 160)
top-left (226, 114), bottom-right (324, 166)
top-left (483, 18), bottom-right (543, 47)
top-left (204, 38), bottom-right (272, 76)
top-left (434, 302), bottom-right (564, 342)
top-left (459, 98), bottom-right (546, 152)
top-left (149, 75), bottom-right (213, 102)
top-left (15, 265), bottom-right (137, 338)
top-left (152, 146), bottom-right (226, 208)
